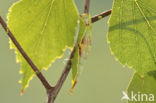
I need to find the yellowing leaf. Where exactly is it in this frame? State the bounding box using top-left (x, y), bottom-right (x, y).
top-left (7, 0), bottom-right (79, 91)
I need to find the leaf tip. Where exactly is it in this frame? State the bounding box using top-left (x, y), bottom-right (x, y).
top-left (69, 80), bottom-right (77, 94)
top-left (20, 90), bottom-right (24, 96)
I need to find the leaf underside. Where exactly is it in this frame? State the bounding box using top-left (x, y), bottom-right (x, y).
top-left (109, 0), bottom-right (156, 102)
top-left (71, 17), bottom-right (87, 86)
top-left (128, 72), bottom-right (156, 103)
top-left (7, 0), bottom-right (79, 91)
top-left (71, 14), bottom-right (92, 91)
top-left (108, 0), bottom-right (156, 75)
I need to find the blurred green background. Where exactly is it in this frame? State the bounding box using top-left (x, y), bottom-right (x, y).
top-left (0, 0), bottom-right (134, 103)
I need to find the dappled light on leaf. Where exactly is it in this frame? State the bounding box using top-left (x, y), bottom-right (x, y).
top-left (108, 0), bottom-right (156, 76)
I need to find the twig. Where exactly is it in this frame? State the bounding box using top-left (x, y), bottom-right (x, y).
top-left (46, 0), bottom-right (91, 103)
top-left (0, 16), bottom-right (52, 91)
top-left (84, 0), bottom-right (90, 14)
top-left (91, 10), bottom-right (112, 23)
top-left (46, 1), bottom-right (112, 103)
top-left (47, 46), bottom-right (77, 103)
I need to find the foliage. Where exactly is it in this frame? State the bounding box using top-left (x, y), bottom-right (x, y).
top-left (108, 0), bottom-right (156, 102)
top-left (128, 72), bottom-right (156, 103)
top-left (7, 0), bottom-right (79, 91)
top-left (71, 14), bottom-right (92, 91)
top-left (1, 0), bottom-right (156, 102)
top-left (108, 0), bottom-right (156, 75)
top-left (71, 17), bottom-right (87, 87)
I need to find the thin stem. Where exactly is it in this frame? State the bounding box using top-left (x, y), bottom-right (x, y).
top-left (0, 16), bottom-right (52, 91)
top-left (47, 0), bottom-right (91, 103)
top-left (54, 0), bottom-right (91, 98)
top-left (84, 0), bottom-right (90, 14)
top-left (91, 10), bottom-right (112, 23)
top-left (47, 7), bottom-right (112, 103)
top-left (47, 46), bottom-right (77, 103)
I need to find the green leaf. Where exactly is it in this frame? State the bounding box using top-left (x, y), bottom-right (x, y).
top-left (7, 0), bottom-right (79, 91)
top-left (128, 72), bottom-right (156, 103)
top-left (71, 14), bottom-right (92, 91)
top-left (108, 0), bottom-right (156, 75)
top-left (71, 17), bottom-right (86, 86)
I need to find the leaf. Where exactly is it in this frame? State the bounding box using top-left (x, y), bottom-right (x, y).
top-left (128, 72), bottom-right (156, 103)
top-left (70, 14), bottom-right (92, 92)
top-left (108, 0), bottom-right (156, 75)
top-left (7, 0), bottom-right (79, 91)
top-left (71, 17), bottom-right (86, 88)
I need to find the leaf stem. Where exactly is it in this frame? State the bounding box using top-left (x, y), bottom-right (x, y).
top-left (91, 9), bottom-right (112, 23)
top-left (0, 16), bottom-right (52, 91)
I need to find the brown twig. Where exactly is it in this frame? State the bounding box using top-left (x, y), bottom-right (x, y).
top-left (0, 16), bottom-right (52, 91)
top-left (47, 46), bottom-right (77, 103)
top-left (91, 10), bottom-right (112, 23)
top-left (46, 0), bottom-right (91, 103)
top-left (84, 0), bottom-right (90, 14)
